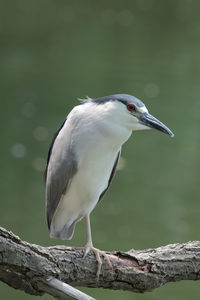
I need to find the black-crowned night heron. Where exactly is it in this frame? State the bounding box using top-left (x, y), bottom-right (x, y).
top-left (45, 94), bottom-right (174, 276)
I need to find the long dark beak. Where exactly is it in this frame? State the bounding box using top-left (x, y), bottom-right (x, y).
top-left (140, 113), bottom-right (174, 137)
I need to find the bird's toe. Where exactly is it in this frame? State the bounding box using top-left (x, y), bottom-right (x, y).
top-left (83, 245), bottom-right (112, 279)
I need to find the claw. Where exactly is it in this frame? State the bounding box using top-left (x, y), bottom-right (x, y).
top-left (83, 245), bottom-right (112, 279)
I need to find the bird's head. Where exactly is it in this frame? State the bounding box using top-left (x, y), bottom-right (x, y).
top-left (89, 94), bottom-right (174, 137)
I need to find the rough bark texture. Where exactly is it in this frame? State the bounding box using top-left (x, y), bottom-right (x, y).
top-left (1, 226), bottom-right (200, 299)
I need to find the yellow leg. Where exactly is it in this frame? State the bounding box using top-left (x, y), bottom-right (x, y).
top-left (84, 214), bottom-right (112, 278)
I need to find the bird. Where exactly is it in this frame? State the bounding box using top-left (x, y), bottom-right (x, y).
top-left (44, 94), bottom-right (174, 277)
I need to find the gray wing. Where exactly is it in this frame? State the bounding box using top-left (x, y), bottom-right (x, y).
top-left (45, 118), bottom-right (78, 229)
top-left (98, 150), bottom-right (121, 203)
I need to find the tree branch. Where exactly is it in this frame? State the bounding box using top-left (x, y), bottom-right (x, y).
top-left (1, 226), bottom-right (200, 300)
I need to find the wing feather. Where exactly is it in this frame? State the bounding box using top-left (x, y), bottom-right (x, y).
top-left (44, 118), bottom-right (67, 183)
top-left (45, 118), bottom-right (78, 229)
top-left (98, 150), bottom-right (121, 203)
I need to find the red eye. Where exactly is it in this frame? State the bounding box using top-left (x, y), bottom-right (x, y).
top-left (127, 104), bottom-right (136, 112)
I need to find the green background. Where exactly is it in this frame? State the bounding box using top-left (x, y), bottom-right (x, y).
top-left (1, 0), bottom-right (200, 299)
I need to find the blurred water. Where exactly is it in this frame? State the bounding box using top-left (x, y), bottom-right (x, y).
top-left (1, 1), bottom-right (200, 299)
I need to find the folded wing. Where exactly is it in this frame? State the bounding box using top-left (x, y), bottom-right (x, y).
top-left (45, 118), bottom-right (78, 229)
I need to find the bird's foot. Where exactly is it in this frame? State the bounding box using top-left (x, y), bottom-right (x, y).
top-left (79, 244), bottom-right (112, 278)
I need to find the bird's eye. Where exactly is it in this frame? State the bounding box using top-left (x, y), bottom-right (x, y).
top-left (127, 104), bottom-right (136, 112)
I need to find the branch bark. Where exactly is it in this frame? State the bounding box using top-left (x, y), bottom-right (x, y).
top-left (1, 226), bottom-right (200, 299)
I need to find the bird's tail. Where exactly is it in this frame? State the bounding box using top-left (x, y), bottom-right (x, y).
top-left (50, 220), bottom-right (76, 240)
